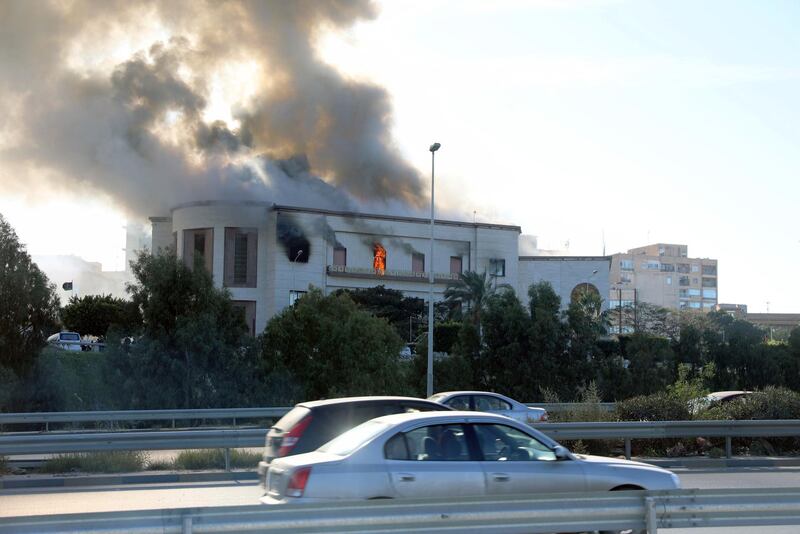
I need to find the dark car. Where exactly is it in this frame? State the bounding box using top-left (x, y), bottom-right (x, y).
top-left (257, 396), bottom-right (452, 488)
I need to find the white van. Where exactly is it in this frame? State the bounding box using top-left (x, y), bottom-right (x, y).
top-left (47, 331), bottom-right (82, 352)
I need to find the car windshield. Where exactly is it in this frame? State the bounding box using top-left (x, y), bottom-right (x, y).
top-left (318, 420), bottom-right (389, 456)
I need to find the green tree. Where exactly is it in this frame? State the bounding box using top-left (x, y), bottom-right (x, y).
top-left (105, 251), bottom-right (256, 409)
top-left (260, 289), bottom-right (407, 400)
top-left (482, 289), bottom-right (534, 399)
top-left (0, 213), bottom-right (60, 372)
top-left (444, 271), bottom-right (501, 328)
top-left (528, 282), bottom-right (565, 397)
top-left (333, 285), bottom-right (424, 342)
top-left (61, 294), bottom-right (142, 337)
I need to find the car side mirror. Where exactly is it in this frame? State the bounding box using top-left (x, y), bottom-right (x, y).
top-left (553, 445), bottom-right (570, 460)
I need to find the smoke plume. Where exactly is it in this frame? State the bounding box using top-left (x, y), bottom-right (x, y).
top-left (0, 1), bottom-right (424, 219)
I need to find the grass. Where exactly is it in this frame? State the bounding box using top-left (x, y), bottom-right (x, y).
top-left (40, 451), bottom-right (149, 474)
top-left (173, 449), bottom-right (261, 470)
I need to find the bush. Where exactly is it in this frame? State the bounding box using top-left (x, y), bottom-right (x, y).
top-left (704, 387), bottom-right (800, 420)
top-left (40, 451), bottom-right (148, 473)
top-left (173, 449), bottom-right (260, 470)
top-left (615, 392), bottom-right (691, 422)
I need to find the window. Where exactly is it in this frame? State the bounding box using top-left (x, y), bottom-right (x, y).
top-left (620, 274), bottom-right (632, 283)
top-left (385, 424), bottom-right (471, 461)
top-left (475, 395), bottom-right (511, 411)
top-left (689, 302), bottom-right (701, 309)
top-left (702, 265), bottom-right (717, 275)
top-left (679, 289), bottom-right (688, 297)
top-left (703, 302), bottom-right (716, 309)
top-left (679, 276), bottom-right (690, 286)
top-left (489, 258), bottom-right (506, 277)
top-left (642, 261), bottom-right (660, 270)
top-left (660, 263), bottom-right (675, 272)
top-left (183, 228), bottom-right (213, 272)
top-left (444, 395), bottom-right (471, 410)
top-left (620, 259), bottom-right (634, 271)
top-left (688, 288), bottom-right (701, 297)
top-left (691, 264), bottom-right (700, 273)
top-left (703, 289), bottom-right (717, 299)
top-left (289, 290), bottom-right (307, 306)
top-left (677, 263), bottom-right (690, 273)
top-left (680, 300), bottom-right (689, 309)
top-left (666, 276), bottom-right (672, 285)
top-left (333, 246), bottom-right (347, 266)
top-left (232, 300), bottom-right (256, 336)
top-left (412, 252), bottom-right (425, 273)
top-left (702, 277), bottom-right (717, 287)
top-left (472, 424), bottom-right (555, 462)
top-left (224, 228), bottom-right (257, 287)
top-left (692, 277), bottom-right (699, 284)
top-left (450, 256), bottom-right (463, 274)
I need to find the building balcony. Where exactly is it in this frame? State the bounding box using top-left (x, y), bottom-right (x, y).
top-left (327, 264), bottom-right (461, 283)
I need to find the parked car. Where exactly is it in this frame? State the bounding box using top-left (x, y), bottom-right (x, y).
top-left (262, 411), bottom-right (680, 504)
top-left (257, 396), bottom-right (452, 489)
top-left (428, 390), bottom-right (548, 423)
top-left (689, 390), bottom-right (752, 414)
top-left (46, 331), bottom-right (82, 352)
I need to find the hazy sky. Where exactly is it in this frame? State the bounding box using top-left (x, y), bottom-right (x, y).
top-left (1, 0), bottom-right (798, 312)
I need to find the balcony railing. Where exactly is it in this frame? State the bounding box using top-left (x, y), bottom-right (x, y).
top-left (327, 264), bottom-right (461, 282)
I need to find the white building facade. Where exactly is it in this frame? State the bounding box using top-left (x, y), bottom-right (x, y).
top-left (150, 201), bottom-right (609, 335)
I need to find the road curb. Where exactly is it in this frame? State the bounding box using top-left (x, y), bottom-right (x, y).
top-left (0, 469), bottom-right (258, 490)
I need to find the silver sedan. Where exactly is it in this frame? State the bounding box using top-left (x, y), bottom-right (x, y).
top-left (262, 411), bottom-right (680, 504)
top-left (429, 390), bottom-right (548, 423)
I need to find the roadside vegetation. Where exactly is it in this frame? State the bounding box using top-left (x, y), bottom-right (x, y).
top-left (40, 451), bottom-right (149, 474)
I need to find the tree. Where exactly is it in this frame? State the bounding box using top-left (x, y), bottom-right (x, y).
top-left (0, 213), bottom-right (60, 372)
top-left (444, 271), bottom-right (503, 328)
top-left (61, 294), bottom-right (141, 337)
top-left (105, 251), bottom-right (257, 409)
top-left (333, 285), bottom-right (424, 342)
top-left (482, 289), bottom-right (534, 399)
top-left (260, 289), bottom-right (408, 401)
top-left (528, 281), bottom-right (566, 398)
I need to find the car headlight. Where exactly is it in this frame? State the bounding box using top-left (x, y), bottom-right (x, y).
top-left (670, 472), bottom-right (681, 489)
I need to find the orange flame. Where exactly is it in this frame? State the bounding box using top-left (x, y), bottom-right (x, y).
top-left (373, 243), bottom-right (386, 275)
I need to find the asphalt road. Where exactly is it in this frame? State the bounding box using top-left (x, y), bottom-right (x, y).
top-left (2, 467), bottom-right (800, 532)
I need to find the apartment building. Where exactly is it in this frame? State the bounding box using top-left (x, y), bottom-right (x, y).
top-left (609, 243), bottom-right (718, 312)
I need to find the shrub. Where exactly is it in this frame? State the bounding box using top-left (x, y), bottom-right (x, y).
top-left (40, 451), bottom-right (148, 473)
top-left (615, 392), bottom-right (691, 422)
top-left (173, 449), bottom-right (260, 470)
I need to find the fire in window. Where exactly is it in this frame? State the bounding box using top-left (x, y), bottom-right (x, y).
top-left (373, 243), bottom-right (386, 275)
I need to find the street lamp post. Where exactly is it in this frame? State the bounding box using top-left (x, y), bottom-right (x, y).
top-left (427, 142), bottom-right (441, 398)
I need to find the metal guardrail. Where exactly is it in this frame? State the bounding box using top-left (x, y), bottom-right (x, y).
top-left (0, 407), bottom-right (288, 430)
top-left (527, 402), bottom-right (617, 412)
top-left (0, 403), bottom-right (614, 430)
top-left (542, 419), bottom-right (800, 459)
top-left (1, 419), bottom-right (798, 460)
top-left (2, 488), bottom-right (800, 533)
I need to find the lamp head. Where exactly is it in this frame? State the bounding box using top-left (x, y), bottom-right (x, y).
top-left (429, 142), bottom-right (441, 152)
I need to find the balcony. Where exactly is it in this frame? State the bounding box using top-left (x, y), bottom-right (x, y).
top-left (327, 265), bottom-right (460, 283)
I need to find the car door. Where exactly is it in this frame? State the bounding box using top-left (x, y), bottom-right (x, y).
top-left (472, 423), bottom-right (586, 494)
top-left (384, 423), bottom-right (486, 498)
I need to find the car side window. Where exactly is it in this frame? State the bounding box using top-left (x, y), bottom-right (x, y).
top-left (443, 395), bottom-right (471, 411)
top-left (387, 424), bottom-right (471, 461)
top-left (475, 396), bottom-right (511, 411)
top-left (472, 424), bottom-right (556, 462)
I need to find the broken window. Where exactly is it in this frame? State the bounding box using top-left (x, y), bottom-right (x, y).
top-left (489, 258), bottom-right (506, 277)
top-left (412, 252), bottom-right (425, 273)
top-left (373, 243), bottom-right (386, 274)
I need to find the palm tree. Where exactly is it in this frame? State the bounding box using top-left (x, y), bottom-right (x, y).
top-left (444, 271), bottom-right (504, 327)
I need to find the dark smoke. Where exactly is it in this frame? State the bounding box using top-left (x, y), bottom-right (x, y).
top-left (0, 1), bottom-right (425, 220)
top-left (276, 214), bottom-right (310, 262)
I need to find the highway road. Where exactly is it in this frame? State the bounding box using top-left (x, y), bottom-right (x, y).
top-left (2, 467), bottom-right (800, 532)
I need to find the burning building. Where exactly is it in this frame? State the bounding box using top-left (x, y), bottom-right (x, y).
top-left (150, 200), bottom-right (610, 335)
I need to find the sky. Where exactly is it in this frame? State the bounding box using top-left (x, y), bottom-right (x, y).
top-left (1, 0), bottom-right (798, 312)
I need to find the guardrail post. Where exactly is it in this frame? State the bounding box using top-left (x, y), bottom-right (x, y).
top-left (725, 436), bottom-right (732, 458)
top-left (224, 448), bottom-right (231, 471)
top-left (645, 496), bottom-right (657, 533)
top-left (625, 438), bottom-right (632, 460)
top-left (182, 516), bottom-right (192, 534)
